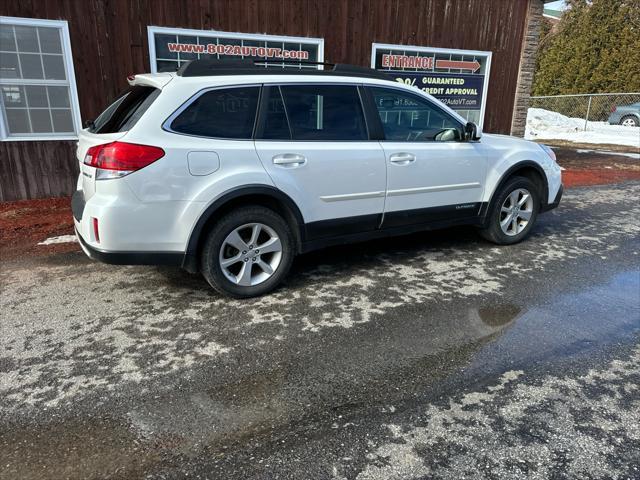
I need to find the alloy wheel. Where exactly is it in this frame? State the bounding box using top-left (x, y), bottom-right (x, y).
top-left (499, 188), bottom-right (534, 236)
top-left (219, 223), bottom-right (282, 286)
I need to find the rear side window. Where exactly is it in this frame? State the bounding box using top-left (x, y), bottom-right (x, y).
top-left (170, 86), bottom-right (259, 139)
top-left (278, 85), bottom-right (368, 141)
top-left (91, 86), bottom-right (160, 133)
top-left (259, 86), bottom-right (291, 140)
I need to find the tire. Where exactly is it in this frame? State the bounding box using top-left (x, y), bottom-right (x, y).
top-left (478, 176), bottom-right (541, 245)
top-left (200, 206), bottom-right (295, 298)
top-left (619, 115), bottom-right (639, 127)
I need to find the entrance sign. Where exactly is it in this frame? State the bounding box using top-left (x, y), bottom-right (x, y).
top-left (371, 43), bottom-right (492, 127)
top-left (148, 26), bottom-right (324, 73)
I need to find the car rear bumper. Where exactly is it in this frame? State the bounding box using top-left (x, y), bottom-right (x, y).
top-left (75, 226), bottom-right (184, 267)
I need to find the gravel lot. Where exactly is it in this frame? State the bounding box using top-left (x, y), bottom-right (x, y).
top-left (1, 182), bottom-right (639, 479)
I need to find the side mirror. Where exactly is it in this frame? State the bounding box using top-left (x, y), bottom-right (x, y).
top-left (464, 122), bottom-right (482, 141)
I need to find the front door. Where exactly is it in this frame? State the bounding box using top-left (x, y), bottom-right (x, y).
top-left (368, 86), bottom-right (487, 228)
top-left (254, 84), bottom-right (387, 240)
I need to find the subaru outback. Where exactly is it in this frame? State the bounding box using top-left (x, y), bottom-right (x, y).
top-left (72, 59), bottom-right (563, 297)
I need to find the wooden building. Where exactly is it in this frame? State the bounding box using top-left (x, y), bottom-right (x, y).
top-left (0, 0), bottom-right (545, 201)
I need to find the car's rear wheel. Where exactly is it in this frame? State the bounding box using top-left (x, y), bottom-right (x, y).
top-left (200, 206), bottom-right (295, 298)
top-left (478, 176), bottom-right (540, 245)
top-left (619, 115), bottom-right (639, 127)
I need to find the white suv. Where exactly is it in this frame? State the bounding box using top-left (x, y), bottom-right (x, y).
top-left (73, 59), bottom-right (562, 297)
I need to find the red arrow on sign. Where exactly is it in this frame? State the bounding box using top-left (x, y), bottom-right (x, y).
top-left (435, 59), bottom-right (481, 72)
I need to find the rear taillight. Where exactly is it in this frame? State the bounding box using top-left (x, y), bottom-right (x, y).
top-left (611, 106), bottom-right (617, 113)
top-left (84, 142), bottom-right (165, 179)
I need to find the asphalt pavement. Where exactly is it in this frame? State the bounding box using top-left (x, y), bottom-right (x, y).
top-left (1, 182), bottom-right (639, 479)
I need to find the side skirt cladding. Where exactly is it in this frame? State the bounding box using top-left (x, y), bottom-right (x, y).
top-left (301, 202), bottom-right (487, 253)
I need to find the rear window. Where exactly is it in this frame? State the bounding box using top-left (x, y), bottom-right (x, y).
top-left (169, 87), bottom-right (259, 139)
top-left (279, 85), bottom-right (368, 141)
top-left (90, 86), bottom-right (160, 134)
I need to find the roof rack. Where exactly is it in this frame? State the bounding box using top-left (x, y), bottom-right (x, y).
top-left (175, 58), bottom-right (391, 81)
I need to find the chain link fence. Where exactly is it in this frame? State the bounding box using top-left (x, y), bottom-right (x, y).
top-left (526, 93), bottom-right (640, 148)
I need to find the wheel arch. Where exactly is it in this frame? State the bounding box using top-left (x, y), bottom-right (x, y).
top-left (182, 185), bottom-right (305, 272)
top-left (482, 161), bottom-right (549, 221)
top-left (620, 113), bottom-right (640, 123)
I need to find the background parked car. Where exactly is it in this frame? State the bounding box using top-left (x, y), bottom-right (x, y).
top-left (608, 102), bottom-right (640, 127)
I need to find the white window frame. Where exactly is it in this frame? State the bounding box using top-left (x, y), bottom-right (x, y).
top-left (371, 43), bottom-right (492, 129)
top-left (0, 16), bottom-right (82, 141)
top-left (147, 25), bottom-right (324, 73)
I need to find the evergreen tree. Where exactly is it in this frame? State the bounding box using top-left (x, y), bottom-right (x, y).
top-left (533, 0), bottom-right (640, 95)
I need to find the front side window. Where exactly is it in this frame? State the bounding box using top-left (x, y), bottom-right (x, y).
top-left (279, 85), bottom-right (368, 141)
top-left (0, 17), bottom-right (80, 139)
top-left (170, 86), bottom-right (259, 139)
top-left (370, 87), bottom-right (462, 142)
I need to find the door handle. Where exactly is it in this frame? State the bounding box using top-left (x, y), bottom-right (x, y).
top-left (389, 152), bottom-right (416, 165)
top-left (272, 153), bottom-right (307, 167)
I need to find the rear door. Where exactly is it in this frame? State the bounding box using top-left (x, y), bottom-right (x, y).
top-left (254, 84), bottom-right (387, 239)
top-left (78, 85), bottom-right (160, 199)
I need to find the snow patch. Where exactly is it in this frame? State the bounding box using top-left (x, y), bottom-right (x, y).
top-left (37, 235), bottom-right (78, 245)
top-left (525, 108), bottom-right (640, 148)
top-left (575, 149), bottom-right (640, 160)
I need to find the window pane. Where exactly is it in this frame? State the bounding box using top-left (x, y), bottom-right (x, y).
top-left (47, 85), bottom-right (70, 108)
top-left (280, 85), bottom-right (367, 141)
top-left (19, 53), bottom-right (44, 79)
top-left (42, 55), bottom-right (66, 80)
top-left (177, 35), bottom-right (199, 60)
top-left (259, 87), bottom-right (291, 140)
top-left (0, 52), bottom-right (21, 79)
top-left (14, 25), bottom-right (39, 52)
top-left (38, 27), bottom-right (62, 54)
top-left (1, 85), bottom-right (26, 107)
top-left (29, 108), bottom-right (53, 132)
top-left (25, 85), bottom-right (48, 107)
top-left (170, 87), bottom-right (259, 139)
top-left (5, 108), bottom-right (30, 133)
top-left (157, 60), bottom-right (179, 72)
top-left (0, 24), bottom-right (16, 51)
top-left (51, 109), bottom-right (74, 132)
top-left (154, 34), bottom-right (178, 59)
top-left (370, 87), bottom-right (461, 142)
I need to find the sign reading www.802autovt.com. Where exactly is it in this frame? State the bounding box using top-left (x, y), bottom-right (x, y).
top-left (167, 42), bottom-right (309, 60)
top-left (148, 26), bottom-right (324, 73)
top-left (372, 43), bottom-right (492, 127)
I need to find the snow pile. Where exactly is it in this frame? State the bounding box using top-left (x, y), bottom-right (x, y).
top-left (38, 235), bottom-right (78, 245)
top-left (525, 108), bottom-right (640, 148)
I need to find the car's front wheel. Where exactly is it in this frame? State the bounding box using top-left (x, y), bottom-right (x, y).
top-left (200, 206), bottom-right (295, 298)
top-left (478, 176), bottom-right (540, 245)
top-left (619, 115), bottom-right (639, 127)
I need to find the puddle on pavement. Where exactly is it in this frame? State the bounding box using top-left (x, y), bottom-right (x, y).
top-left (466, 269), bottom-right (640, 375)
top-left (476, 304), bottom-right (523, 327)
top-left (120, 301), bottom-right (523, 460)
